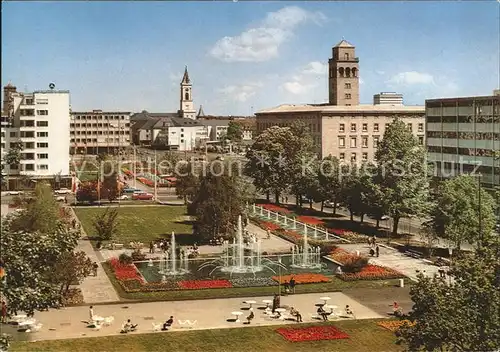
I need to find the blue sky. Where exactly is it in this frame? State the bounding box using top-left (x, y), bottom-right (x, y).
top-left (2, 1), bottom-right (499, 115)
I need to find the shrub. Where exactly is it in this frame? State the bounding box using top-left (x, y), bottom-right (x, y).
top-left (131, 249), bottom-right (146, 261)
top-left (119, 253), bottom-right (133, 265)
top-left (342, 255), bottom-right (369, 273)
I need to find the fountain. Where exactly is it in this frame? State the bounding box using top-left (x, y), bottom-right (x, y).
top-left (158, 232), bottom-right (190, 276)
top-left (290, 223), bottom-right (324, 269)
top-left (199, 215), bottom-right (286, 277)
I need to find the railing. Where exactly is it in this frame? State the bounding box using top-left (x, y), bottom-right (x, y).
top-left (249, 204), bottom-right (350, 243)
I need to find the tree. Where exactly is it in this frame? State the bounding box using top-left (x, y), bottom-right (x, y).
top-left (373, 118), bottom-right (432, 236)
top-left (10, 182), bottom-right (61, 234)
top-left (340, 164), bottom-right (373, 223)
top-left (76, 181), bottom-right (99, 203)
top-left (245, 126), bottom-right (293, 202)
top-left (51, 251), bottom-right (93, 294)
top-left (318, 155), bottom-right (343, 215)
top-left (101, 162), bottom-right (119, 202)
top-left (3, 141), bottom-right (23, 173)
top-left (400, 240), bottom-right (500, 351)
top-left (92, 207), bottom-right (119, 241)
top-left (226, 121), bottom-right (243, 143)
top-left (427, 175), bottom-right (496, 249)
top-left (190, 169), bottom-right (247, 242)
top-left (0, 213), bottom-right (80, 316)
top-left (175, 162), bottom-right (199, 204)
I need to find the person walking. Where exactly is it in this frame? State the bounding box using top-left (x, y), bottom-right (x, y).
top-left (289, 277), bottom-right (296, 294)
top-left (149, 241), bottom-right (154, 254)
top-left (375, 245), bottom-right (380, 257)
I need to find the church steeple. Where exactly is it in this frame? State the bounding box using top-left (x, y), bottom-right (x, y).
top-left (181, 66), bottom-right (190, 84)
top-left (178, 66), bottom-right (196, 119)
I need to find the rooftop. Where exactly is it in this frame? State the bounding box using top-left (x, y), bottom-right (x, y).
top-left (335, 39), bottom-right (354, 48)
top-left (257, 104), bottom-right (425, 114)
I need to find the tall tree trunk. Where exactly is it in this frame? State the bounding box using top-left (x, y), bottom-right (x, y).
top-left (350, 209), bottom-right (354, 222)
top-left (360, 213), bottom-right (364, 224)
top-left (392, 217), bottom-right (400, 237)
top-left (275, 191), bottom-right (280, 204)
top-left (309, 200), bottom-right (313, 209)
top-left (376, 219), bottom-right (380, 228)
top-left (320, 201), bottom-right (324, 212)
top-left (266, 191), bottom-right (270, 201)
top-left (333, 202), bottom-right (337, 215)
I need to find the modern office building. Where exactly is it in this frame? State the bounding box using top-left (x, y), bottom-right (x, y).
top-left (426, 94), bottom-right (500, 190)
top-left (256, 40), bottom-right (425, 161)
top-left (373, 92), bottom-right (404, 105)
top-left (1, 83), bottom-right (71, 177)
top-left (70, 110), bottom-right (132, 155)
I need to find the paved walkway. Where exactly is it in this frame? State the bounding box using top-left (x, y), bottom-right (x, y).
top-left (67, 206), bottom-right (120, 304)
top-left (337, 243), bottom-right (442, 281)
top-left (25, 291), bottom-right (382, 341)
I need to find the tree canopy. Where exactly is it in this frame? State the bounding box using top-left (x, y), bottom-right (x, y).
top-left (226, 121), bottom-right (244, 143)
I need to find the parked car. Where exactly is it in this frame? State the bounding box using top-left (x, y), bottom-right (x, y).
top-left (123, 188), bottom-right (142, 194)
top-left (54, 188), bottom-right (72, 194)
top-left (324, 200), bottom-right (340, 208)
top-left (132, 192), bottom-right (154, 200)
top-left (119, 194), bottom-right (129, 200)
top-left (5, 190), bottom-right (24, 196)
top-left (55, 195), bottom-right (66, 202)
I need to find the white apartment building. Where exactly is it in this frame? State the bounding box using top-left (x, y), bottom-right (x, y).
top-left (150, 117), bottom-right (207, 150)
top-left (70, 110), bottom-right (131, 155)
top-left (1, 84), bottom-right (70, 177)
top-left (373, 92), bottom-right (404, 105)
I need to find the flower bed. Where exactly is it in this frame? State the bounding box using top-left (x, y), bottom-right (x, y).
top-left (328, 248), bottom-right (355, 265)
top-left (273, 229), bottom-right (303, 244)
top-left (259, 221), bottom-right (282, 231)
top-left (276, 325), bottom-right (349, 342)
top-left (109, 258), bottom-right (144, 283)
top-left (229, 277), bottom-right (277, 288)
top-left (338, 265), bottom-right (405, 281)
top-left (272, 273), bottom-right (331, 285)
top-left (297, 215), bottom-right (324, 226)
top-left (177, 279), bottom-right (232, 290)
top-left (257, 203), bottom-right (292, 214)
top-left (377, 320), bottom-right (415, 332)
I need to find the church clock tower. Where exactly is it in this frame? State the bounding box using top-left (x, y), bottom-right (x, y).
top-left (178, 66), bottom-right (196, 119)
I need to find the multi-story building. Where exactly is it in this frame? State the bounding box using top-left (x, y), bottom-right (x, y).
top-left (373, 92), bottom-right (403, 105)
top-left (1, 83), bottom-right (71, 177)
top-left (426, 94), bottom-right (500, 190)
top-left (70, 110), bottom-right (131, 155)
top-left (256, 40), bottom-right (425, 161)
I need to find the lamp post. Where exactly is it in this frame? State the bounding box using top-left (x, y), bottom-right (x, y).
top-left (448, 246), bottom-right (453, 285)
top-left (278, 256), bottom-right (282, 295)
top-left (154, 149), bottom-right (158, 202)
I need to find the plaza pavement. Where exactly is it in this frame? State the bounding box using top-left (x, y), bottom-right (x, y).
top-left (337, 243), bottom-right (442, 281)
top-left (25, 291), bottom-right (383, 342)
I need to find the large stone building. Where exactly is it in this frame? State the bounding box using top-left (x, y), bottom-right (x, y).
top-left (256, 40), bottom-right (425, 161)
top-left (0, 83), bottom-right (71, 177)
top-left (426, 93), bottom-right (500, 191)
top-left (70, 110), bottom-right (132, 155)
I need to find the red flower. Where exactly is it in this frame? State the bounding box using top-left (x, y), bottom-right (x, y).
top-left (297, 216), bottom-right (324, 226)
top-left (339, 265), bottom-right (405, 281)
top-left (276, 325), bottom-right (349, 342)
top-left (177, 280), bottom-right (232, 290)
top-left (272, 273), bottom-right (330, 284)
top-left (108, 258), bottom-right (144, 283)
top-left (260, 221), bottom-right (281, 231)
top-left (328, 228), bottom-right (347, 235)
top-left (257, 204), bottom-right (292, 214)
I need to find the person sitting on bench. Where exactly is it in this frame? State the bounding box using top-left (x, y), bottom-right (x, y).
top-left (345, 305), bottom-right (354, 317)
top-left (246, 311), bottom-right (254, 324)
top-left (162, 316), bottom-right (174, 331)
top-left (317, 306), bottom-right (329, 321)
top-left (121, 319), bottom-right (138, 333)
top-left (290, 307), bottom-right (302, 322)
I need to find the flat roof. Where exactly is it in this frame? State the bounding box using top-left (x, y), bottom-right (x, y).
top-left (257, 104), bottom-right (425, 114)
top-left (425, 95), bottom-right (499, 104)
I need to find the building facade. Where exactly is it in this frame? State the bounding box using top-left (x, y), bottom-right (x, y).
top-left (1, 84), bottom-right (71, 176)
top-left (70, 110), bottom-right (132, 154)
top-left (178, 66), bottom-right (196, 120)
top-left (426, 95), bottom-right (500, 190)
top-left (257, 40), bottom-right (425, 161)
top-left (373, 92), bottom-right (403, 105)
top-left (256, 104), bottom-right (425, 161)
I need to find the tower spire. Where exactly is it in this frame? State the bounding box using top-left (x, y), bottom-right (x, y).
top-left (181, 66), bottom-right (190, 84)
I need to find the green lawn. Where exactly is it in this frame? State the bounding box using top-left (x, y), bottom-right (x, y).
top-left (11, 319), bottom-right (400, 352)
top-left (103, 262), bottom-right (406, 302)
top-left (74, 206), bottom-right (193, 243)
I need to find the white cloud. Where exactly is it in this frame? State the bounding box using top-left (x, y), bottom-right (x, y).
top-left (281, 81), bottom-right (314, 95)
top-left (209, 6), bottom-right (326, 62)
top-left (217, 82), bottom-right (263, 102)
top-left (301, 61), bottom-right (328, 75)
top-left (388, 71), bottom-right (435, 85)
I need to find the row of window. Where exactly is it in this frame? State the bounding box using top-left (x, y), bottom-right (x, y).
top-left (14, 131), bottom-right (49, 138)
top-left (14, 142), bottom-right (49, 149)
top-left (20, 121), bottom-right (49, 127)
top-left (427, 115), bottom-right (500, 123)
top-left (435, 162), bottom-right (500, 175)
top-left (426, 131), bottom-right (500, 140)
top-left (11, 164), bottom-right (49, 171)
top-left (72, 115), bottom-right (127, 120)
top-left (258, 122), bottom-right (321, 132)
top-left (339, 122), bottom-right (424, 133)
top-left (70, 138), bottom-right (128, 143)
top-left (20, 153), bottom-right (48, 160)
top-left (427, 146), bottom-right (497, 157)
top-left (71, 130), bottom-right (128, 135)
top-left (339, 152), bottom-right (368, 162)
top-left (340, 135), bottom-right (424, 148)
top-left (70, 123), bottom-right (130, 128)
top-left (20, 109), bottom-right (48, 116)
